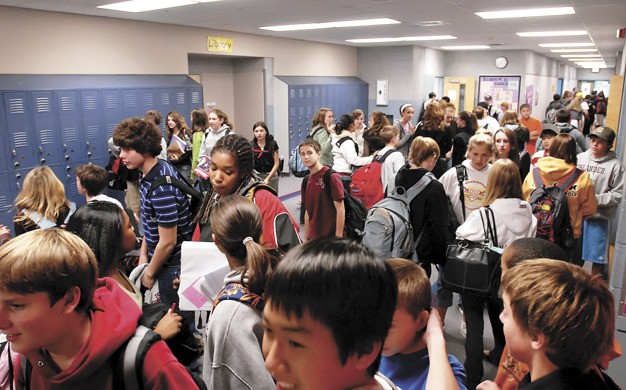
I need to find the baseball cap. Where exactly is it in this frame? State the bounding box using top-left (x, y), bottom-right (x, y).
top-left (589, 126), bottom-right (616, 144)
top-left (477, 102), bottom-right (489, 110)
top-left (484, 94), bottom-right (493, 100)
top-left (541, 123), bottom-right (560, 137)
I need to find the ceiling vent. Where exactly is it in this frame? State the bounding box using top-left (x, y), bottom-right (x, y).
top-left (489, 43), bottom-right (504, 47)
top-left (415, 20), bottom-right (447, 27)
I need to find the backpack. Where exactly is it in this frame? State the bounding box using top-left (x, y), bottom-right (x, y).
top-left (528, 167), bottom-right (583, 251)
top-left (350, 149), bottom-right (399, 209)
top-left (596, 100), bottom-right (607, 115)
top-left (148, 173), bottom-right (203, 222)
top-left (545, 107), bottom-right (558, 124)
top-left (361, 172), bottom-right (435, 262)
top-left (289, 127), bottom-right (324, 178)
top-left (302, 169), bottom-right (368, 240)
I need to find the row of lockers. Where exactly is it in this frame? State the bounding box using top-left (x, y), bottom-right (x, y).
top-left (0, 75), bottom-right (203, 229)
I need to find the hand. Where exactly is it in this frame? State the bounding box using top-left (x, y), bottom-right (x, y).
top-left (263, 178), bottom-right (270, 185)
top-left (477, 380), bottom-right (501, 390)
top-left (425, 309), bottom-right (444, 342)
top-left (445, 150), bottom-right (452, 160)
top-left (153, 311), bottom-right (183, 341)
top-left (141, 271), bottom-right (156, 289)
top-left (372, 150), bottom-right (379, 157)
top-left (173, 277), bottom-right (180, 290)
top-left (0, 225), bottom-right (11, 243)
top-left (169, 154), bottom-right (180, 162)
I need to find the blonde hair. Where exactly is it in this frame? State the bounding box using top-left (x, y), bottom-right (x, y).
top-left (386, 258), bottom-right (430, 319)
top-left (500, 110), bottom-right (520, 126)
top-left (482, 159), bottom-right (522, 206)
top-left (408, 136), bottom-right (439, 166)
top-left (465, 133), bottom-right (495, 159)
top-left (14, 166), bottom-right (70, 225)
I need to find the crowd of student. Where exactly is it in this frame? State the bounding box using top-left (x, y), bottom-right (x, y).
top-left (0, 88), bottom-right (622, 389)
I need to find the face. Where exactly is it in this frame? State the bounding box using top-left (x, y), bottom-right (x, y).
top-left (495, 132), bottom-right (511, 158)
top-left (354, 115), bottom-right (364, 129)
top-left (324, 111), bottom-right (335, 128)
top-left (119, 147), bottom-right (147, 171)
top-left (209, 151), bottom-right (241, 196)
top-left (167, 115), bottom-right (177, 130)
top-left (382, 308), bottom-right (423, 357)
top-left (500, 293), bottom-right (534, 365)
top-left (590, 136), bottom-right (609, 158)
top-left (0, 290), bottom-right (73, 354)
top-left (368, 115), bottom-right (374, 128)
top-left (402, 107), bottom-right (415, 122)
top-left (520, 107), bottom-right (531, 119)
top-left (208, 112), bottom-right (224, 131)
top-left (299, 145), bottom-right (321, 169)
top-left (263, 302), bottom-right (362, 390)
top-left (75, 176), bottom-right (86, 195)
top-left (542, 134), bottom-right (555, 151)
top-left (120, 210), bottom-right (136, 253)
top-left (469, 144), bottom-right (491, 171)
top-left (254, 126), bottom-right (267, 142)
top-left (456, 117), bottom-right (466, 128)
top-left (501, 104), bottom-right (508, 111)
top-left (444, 109), bottom-right (455, 124)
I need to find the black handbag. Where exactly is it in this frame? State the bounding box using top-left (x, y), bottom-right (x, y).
top-left (441, 206), bottom-right (502, 298)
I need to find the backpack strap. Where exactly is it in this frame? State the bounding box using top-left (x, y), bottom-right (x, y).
top-left (310, 126), bottom-right (324, 139)
top-left (213, 283), bottom-right (265, 311)
top-left (482, 206), bottom-right (499, 247)
top-left (117, 325), bottom-right (161, 390)
top-left (148, 175), bottom-right (203, 203)
top-left (455, 165), bottom-right (467, 221)
top-left (336, 136), bottom-right (359, 155)
top-left (557, 168), bottom-right (583, 191)
top-left (376, 149), bottom-right (397, 164)
top-left (238, 181), bottom-right (278, 199)
top-left (532, 167), bottom-right (545, 187)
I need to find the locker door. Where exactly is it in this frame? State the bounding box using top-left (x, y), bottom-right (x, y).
top-left (288, 87), bottom-right (298, 152)
top-left (0, 94), bottom-right (9, 173)
top-left (0, 172), bottom-right (13, 229)
top-left (190, 86), bottom-right (202, 109)
top-left (50, 164), bottom-right (83, 209)
top-left (4, 92), bottom-right (36, 170)
top-left (56, 90), bottom-right (84, 169)
top-left (122, 90), bottom-right (142, 118)
top-left (173, 88), bottom-right (186, 116)
top-left (32, 91), bottom-right (61, 167)
top-left (102, 90), bottom-right (123, 141)
top-left (80, 90), bottom-right (107, 163)
top-left (156, 88), bottom-right (172, 136)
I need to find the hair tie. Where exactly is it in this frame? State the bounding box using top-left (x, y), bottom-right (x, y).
top-left (242, 237), bottom-right (254, 245)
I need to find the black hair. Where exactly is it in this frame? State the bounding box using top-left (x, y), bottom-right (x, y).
top-left (265, 237), bottom-right (397, 377)
top-left (504, 238), bottom-right (568, 270)
top-left (514, 126), bottom-right (529, 149)
top-left (251, 121), bottom-right (275, 145)
top-left (335, 114), bottom-right (354, 133)
top-left (65, 201), bottom-right (125, 277)
top-left (113, 117), bottom-right (163, 156)
top-left (553, 94), bottom-right (561, 101)
top-left (428, 92), bottom-right (436, 99)
top-left (556, 108), bottom-right (570, 123)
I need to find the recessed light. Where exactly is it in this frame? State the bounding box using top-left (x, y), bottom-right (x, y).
top-left (568, 58), bottom-right (602, 62)
top-left (260, 18), bottom-right (400, 32)
top-left (517, 30), bottom-right (587, 37)
top-left (560, 54), bottom-right (601, 58)
top-left (550, 49), bottom-right (597, 53)
top-left (347, 35), bottom-right (456, 43)
top-left (476, 7), bottom-right (574, 19)
top-left (440, 45), bottom-right (490, 50)
top-left (539, 42), bottom-right (594, 47)
top-left (98, 0), bottom-right (198, 12)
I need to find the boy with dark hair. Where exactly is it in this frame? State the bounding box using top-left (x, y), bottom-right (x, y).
top-left (299, 138), bottom-right (345, 240)
top-left (478, 259), bottom-right (616, 390)
top-left (75, 164), bottom-right (123, 208)
top-left (541, 108), bottom-right (587, 153)
top-left (113, 118), bottom-right (192, 308)
top-left (0, 229), bottom-right (198, 389)
top-left (530, 123), bottom-right (560, 169)
top-left (262, 237), bottom-right (399, 389)
top-left (380, 258), bottom-right (466, 390)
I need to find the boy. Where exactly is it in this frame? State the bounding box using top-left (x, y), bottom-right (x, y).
top-left (529, 123), bottom-right (560, 169)
top-left (299, 138), bottom-right (345, 240)
top-left (113, 118), bottom-right (192, 308)
top-left (262, 237), bottom-right (399, 389)
top-left (378, 125), bottom-right (406, 194)
top-left (380, 258), bottom-right (466, 390)
top-left (577, 126), bottom-right (624, 276)
top-left (75, 164), bottom-right (124, 209)
top-left (478, 259), bottom-right (615, 389)
top-left (537, 108), bottom-right (586, 153)
top-left (0, 229), bottom-right (198, 389)
top-left (518, 104), bottom-right (541, 155)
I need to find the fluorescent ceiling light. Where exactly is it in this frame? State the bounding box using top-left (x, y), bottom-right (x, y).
top-left (550, 49), bottom-right (597, 53)
top-left (476, 7), bottom-right (574, 19)
top-left (576, 62), bottom-right (606, 68)
top-left (561, 54), bottom-right (601, 58)
top-left (539, 42), bottom-right (594, 47)
top-left (98, 0), bottom-right (199, 12)
top-left (517, 30), bottom-right (587, 37)
top-left (260, 18), bottom-right (400, 32)
top-left (347, 35), bottom-right (456, 43)
top-left (568, 58), bottom-right (602, 62)
top-left (441, 45), bottom-right (490, 50)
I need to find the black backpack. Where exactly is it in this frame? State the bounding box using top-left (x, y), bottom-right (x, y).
top-left (148, 173), bottom-right (203, 222)
top-left (528, 167), bottom-right (582, 252)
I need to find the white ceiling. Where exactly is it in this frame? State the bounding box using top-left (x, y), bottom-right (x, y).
top-left (2, 0), bottom-right (625, 68)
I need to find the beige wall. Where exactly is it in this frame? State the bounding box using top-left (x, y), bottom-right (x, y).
top-left (0, 6), bottom-right (357, 76)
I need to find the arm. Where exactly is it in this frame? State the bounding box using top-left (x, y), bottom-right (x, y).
top-left (264, 150), bottom-right (280, 185)
top-left (597, 164), bottom-right (624, 208)
top-left (342, 140), bottom-right (373, 167)
top-left (425, 310), bottom-right (463, 390)
top-left (334, 200), bottom-right (345, 237)
top-left (139, 238), bottom-right (149, 265)
top-left (455, 209), bottom-right (485, 242)
top-left (304, 211), bottom-right (311, 242)
top-left (197, 134), bottom-right (207, 162)
top-left (141, 225), bottom-right (177, 289)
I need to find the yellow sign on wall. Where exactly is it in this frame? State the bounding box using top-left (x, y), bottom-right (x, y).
top-left (207, 36), bottom-right (234, 53)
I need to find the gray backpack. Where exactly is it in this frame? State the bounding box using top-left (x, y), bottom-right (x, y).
top-left (362, 172), bottom-right (434, 262)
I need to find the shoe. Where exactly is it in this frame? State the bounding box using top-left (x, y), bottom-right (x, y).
top-left (460, 319), bottom-right (467, 338)
top-left (483, 350), bottom-right (498, 366)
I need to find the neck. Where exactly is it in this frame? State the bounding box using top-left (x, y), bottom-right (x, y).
top-left (173, 128), bottom-right (180, 136)
top-left (257, 139), bottom-right (266, 147)
top-left (225, 253), bottom-right (244, 271)
top-left (47, 312), bottom-right (91, 371)
top-left (528, 354), bottom-right (558, 383)
top-left (309, 162), bottom-right (323, 174)
top-left (139, 156), bottom-right (158, 176)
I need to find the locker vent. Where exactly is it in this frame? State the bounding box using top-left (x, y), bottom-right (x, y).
top-left (9, 98), bottom-right (25, 114)
top-left (82, 96), bottom-right (96, 110)
top-left (0, 195), bottom-right (9, 210)
top-left (160, 92), bottom-right (170, 105)
top-left (63, 127), bottom-right (78, 142)
top-left (14, 132), bottom-right (28, 148)
top-left (61, 96), bottom-right (75, 111)
top-left (107, 123), bottom-right (116, 138)
top-left (124, 94), bottom-right (136, 108)
top-left (86, 125), bottom-right (99, 140)
top-left (192, 91), bottom-right (200, 104)
top-left (177, 92), bottom-right (185, 105)
top-left (40, 129), bottom-right (53, 145)
top-left (144, 93), bottom-right (154, 107)
top-left (36, 97), bottom-right (51, 113)
top-left (105, 95), bottom-right (118, 110)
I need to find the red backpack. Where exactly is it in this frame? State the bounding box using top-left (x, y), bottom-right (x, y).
top-left (350, 149), bottom-right (401, 209)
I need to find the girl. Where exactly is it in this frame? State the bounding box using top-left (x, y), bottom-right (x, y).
top-left (332, 114), bottom-right (375, 192)
top-left (567, 95), bottom-right (585, 130)
top-left (251, 121), bottom-right (280, 192)
top-left (352, 108), bottom-right (366, 156)
top-left (194, 134), bottom-right (300, 251)
top-left (202, 195), bottom-right (278, 390)
top-left (392, 136), bottom-right (448, 276)
top-left (197, 108), bottom-right (234, 172)
top-left (13, 166), bottom-right (75, 236)
top-left (165, 111), bottom-right (193, 179)
top-left (363, 110), bottom-right (390, 156)
top-left (309, 107), bottom-right (334, 167)
top-left (414, 103), bottom-right (452, 178)
top-left (514, 126), bottom-right (531, 180)
top-left (394, 103), bottom-right (416, 158)
top-left (456, 159), bottom-right (537, 390)
top-left (493, 127), bottom-right (520, 166)
top-left (500, 110), bottom-right (521, 129)
top-left (451, 111), bottom-right (479, 166)
top-left (190, 108), bottom-right (208, 181)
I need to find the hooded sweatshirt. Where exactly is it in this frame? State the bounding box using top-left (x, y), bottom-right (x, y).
top-left (310, 125), bottom-right (334, 168)
top-left (456, 198), bottom-right (537, 246)
top-left (522, 156), bottom-right (597, 238)
top-left (203, 269), bottom-right (275, 390)
top-left (439, 160), bottom-right (491, 224)
top-left (332, 131), bottom-right (374, 174)
top-left (15, 278), bottom-right (197, 390)
top-left (577, 150), bottom-right (624, 220)
top-left (198, 124), bottom-right (233, 163)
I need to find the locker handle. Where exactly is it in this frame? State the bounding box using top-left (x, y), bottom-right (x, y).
top-left (40, 159), bottom-right (46, 164)
top-left (12, 150), bottom-right (16, 156)
top-left (14, 162), bottom-right (19, 168)
top-left (39, 146), bottom-right (43, 154)
top-left (66, 166), bottom-right (71, 172)
top-left (15, 173), bottom-right (21, 179)
top-left (63, 144), bottom-right (67, 151)
top-left (87, 152), bottom-right (92, 157)
top-left (65, 155), bottom-right (70, 161)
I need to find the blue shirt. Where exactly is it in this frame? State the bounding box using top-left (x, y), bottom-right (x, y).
top-left (139, 159), bottom-right (192, 266)
top-left (380, 349), bottom-right (467, 390)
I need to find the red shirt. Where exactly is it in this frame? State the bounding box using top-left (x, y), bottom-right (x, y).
top-left (302, 166), bottom-right (344, 240)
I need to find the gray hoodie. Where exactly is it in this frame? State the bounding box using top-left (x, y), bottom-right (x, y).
top-left (577, 150), bottom-right (624, 220)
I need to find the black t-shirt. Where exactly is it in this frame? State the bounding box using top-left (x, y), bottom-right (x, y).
top-left (252, 140), bottom-right (279, 173)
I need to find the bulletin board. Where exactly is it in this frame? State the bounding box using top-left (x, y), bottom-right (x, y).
top-left (478, 75), bottom-right (521, 111)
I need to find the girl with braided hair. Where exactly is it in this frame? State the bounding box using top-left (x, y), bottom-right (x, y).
top-left (194, 134), bottom-right (301, 252)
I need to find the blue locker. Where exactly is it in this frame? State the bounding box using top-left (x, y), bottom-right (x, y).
top-left (122, 89), bottom-right (142, 118)
top-left (79, 90), bottom-right (107, 162)
top-left (4, 92), bottom-right (36, 170)
top-left (0, 171), bottom-right (13, 229)
top-left (0, 96), bottom-right (9, 173)
top-left (56, 90), bottom-right (85, 170)
top-left (31, 91), bottom-right (62, 167)
top-left (172, 88), bottom-right (187, 117)
top-left (190, 86), bottom-right (202, 108)
top-left (156, 88), bottom-right (172, 136)
top-left (102, 89), bottom-right (123, 141)
top-left (50, 164), bottom-right (84, 209)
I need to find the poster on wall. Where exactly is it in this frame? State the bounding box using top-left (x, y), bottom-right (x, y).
top-left (526, 85), bottom-right (534, 107)
top-left (478, 76), bottom-right (521, 111)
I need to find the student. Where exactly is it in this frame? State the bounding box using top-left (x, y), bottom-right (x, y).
top-left (514, 126), bottom-right (530, 180)
top-left (197, 108), bottom-right (234, 169)
top-left (380, 258), bottom-right (467, 390)
top-left (577, 126), bottom-right (624, 276)
top-left (113, 117), bottom-right (193, 309)
top-left (478, 259), bottom-right (616, 389)
top-left (300, 138), bottom-right (345, 240)
top-left (203, 195), bottom-right (278, 389)
top-left (475, 106), bottom-right (499, 134)
top-left (456, 159), bottom-right (537, 390)
top-left (251, 121), bottom-right (280, 192)
top-left (262, 237), bottom-right (399, 389)
top-left (13, 166), bottom-right (75, 236)
top-left (310, 107), bottom-right (335, 167)
top-left (75, 164), bottom-right (124, 209)
top-left (530, 123), bottom-right (560, 169)
top-left (378, 125), bottom-right (406, 194)
top-left (414, 104), bottom-right (452, 178)
top-left (0, 229), bottom-right (198, 389)
top-left (366, 110), bottom-right (392, 156)
top-left (190, 108), bottom-right (209, 181)
top-left (518, 104), bottom-right (542, 156)
top-left (165, 111), bottom-right (193, 180)
top-left (352, 108), bottom-right (367, 155)
top-left (537, 109), bottom-right (586, 154)
top-left (144, 109), bottom-right (169, 161)
top-left (394, 104), bottom-right (416, 158)
top-left (451, 111), bottom-right (478, 166)
top-left (332, 114), bottom-right (375, 191)
top-left (493, 128), bottom-right (520, 166)
top-left (523, 133), bottom-right (598, 265)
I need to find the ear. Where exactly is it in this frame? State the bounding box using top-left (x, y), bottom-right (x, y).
top-left (531, 332), bottom-right (548, 351)
top-left (416, 310), bottom-right (429, 332)
top-left (351, 341), bottom-right (383, 372)
top-left (60, 286), bottom-right (82, 314)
